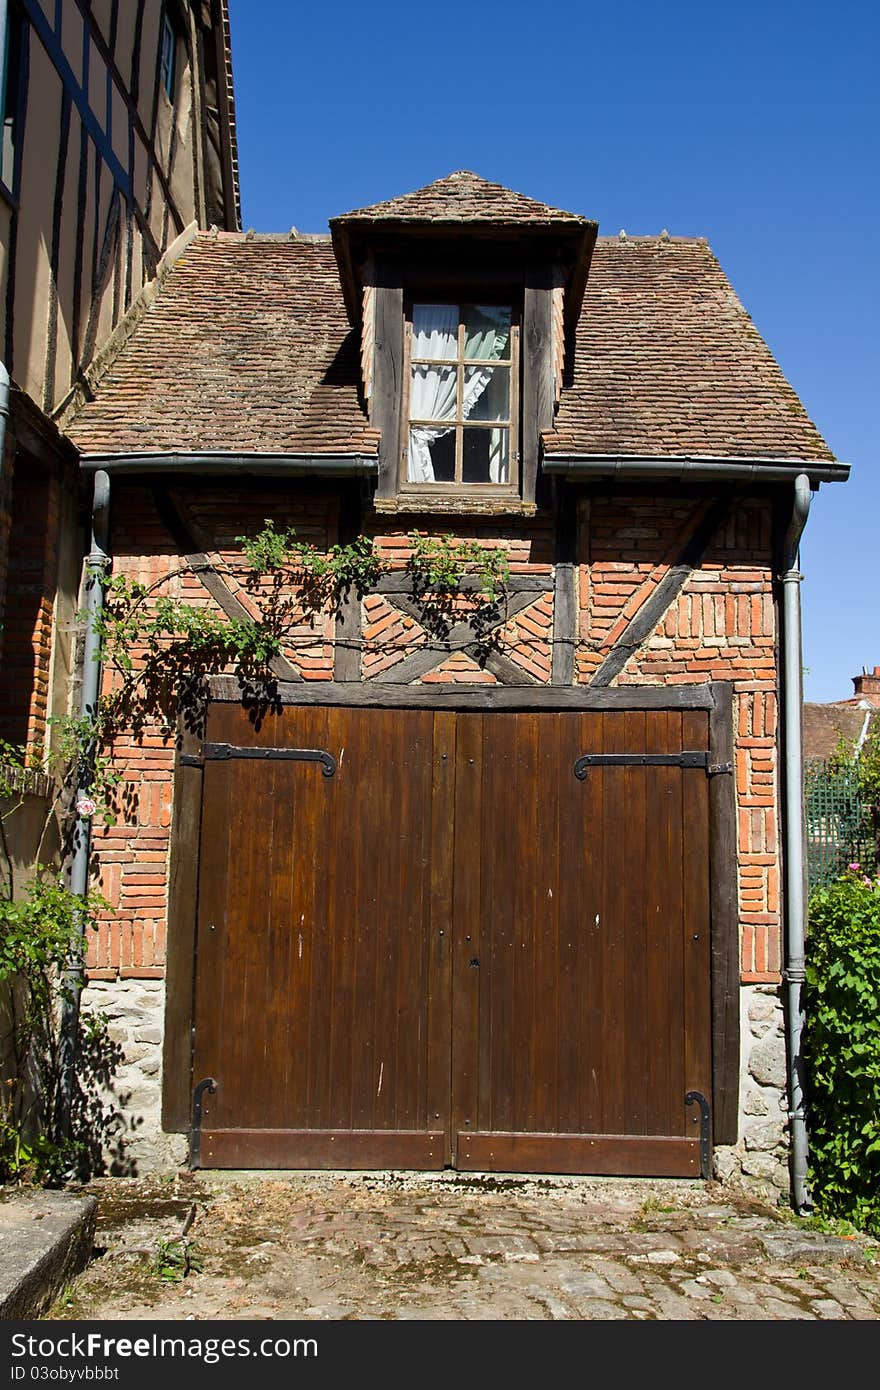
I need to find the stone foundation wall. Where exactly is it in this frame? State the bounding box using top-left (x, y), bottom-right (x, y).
top-left (714, 985), bottom-right (790, 1200)
top-left (83, 977), bottom-right (187, 1174)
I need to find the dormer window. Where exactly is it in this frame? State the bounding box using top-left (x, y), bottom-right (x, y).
top-left (404, 302), bottom-right (518, 489)
top-left (329, 170), bottom-right (598, 511)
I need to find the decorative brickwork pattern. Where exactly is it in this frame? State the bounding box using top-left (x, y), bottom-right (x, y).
top-left (361, 594), bottom-right (425, 679)
top-left (497, 593), bottom-right (554, 683)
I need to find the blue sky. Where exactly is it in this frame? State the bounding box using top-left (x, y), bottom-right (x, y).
top-left (227, 0), bottom-right (877, 703)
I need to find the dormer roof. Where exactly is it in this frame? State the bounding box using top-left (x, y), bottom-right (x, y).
top-left (330, 171), bottom-right (598, 329)
top-left (333, 170), bottom-right (592, 228)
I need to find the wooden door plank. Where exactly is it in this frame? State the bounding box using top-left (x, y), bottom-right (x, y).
top-left (709, 683), bottom-right (739, 1143)
top-left (599, 712), bottom-right (627, 1134)
top-left (682, 709), bottom-right (713, 1139)
top-left (530, 713), bottom-right (559, 1132)
top-left (573, 710), bottom-right (606, 1135)
top-left (382, 709), bottom-right (434, 1131)
top-left (451, 712), bottom-right (483, 1145)
top-left (512, 713), bottom-right (539, 1132)
top-left (623, 709), bottom-right (649, 1135)
top-left (190, 756), bottom-right (232, 1130)
top-left (458, 1132), bottom-right (701, 1178)
top-left (428, 711), bottom-right (456, 1161)
top-left (162, 722), bottom-right (204, 1132)
top-left (201, 1129), bottom-right (446, 1170)
top-left (644, 710), bottom-right (677, 1136)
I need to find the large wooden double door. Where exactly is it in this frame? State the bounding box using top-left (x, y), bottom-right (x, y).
top-left (190, 700), bottom-right (714, 1174)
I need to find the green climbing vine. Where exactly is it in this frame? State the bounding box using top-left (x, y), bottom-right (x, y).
top-left (0, 518), bottom-right (512, 1183)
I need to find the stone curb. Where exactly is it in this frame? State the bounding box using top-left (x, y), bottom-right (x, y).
top-left (0, 1192), bottom-right (98, 1318)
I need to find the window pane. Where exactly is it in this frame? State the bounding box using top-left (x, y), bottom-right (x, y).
top-left (463, 305), bottom-right (511, 360)
top-left (464, 367), bottom-right (509, 422)
top-left (412, 304), bottom-right (459, 360)
top-left (410, 364), bottom-right (457, 422)
top-left (409, 427), bottom-right (455, 483)
top-left (463, 428), bottom-right (509, 484)
top-left (161, 16), bottom-right (176, 98)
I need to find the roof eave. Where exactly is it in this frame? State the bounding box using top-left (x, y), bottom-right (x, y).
top-left (541, 453), bottom-right (850, 485)
top-left (78, 451), bottom-right (379, 476)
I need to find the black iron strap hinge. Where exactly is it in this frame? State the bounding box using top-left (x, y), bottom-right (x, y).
top-left (574, 751), bottom-right (732, 780)
top-left (180, 743), bottom-right (337, 776)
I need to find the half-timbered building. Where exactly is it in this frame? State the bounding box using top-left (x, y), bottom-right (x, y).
top-left (63, 171), bottom-right (848, 1197)
top-left (0, 0), bottom-right (239, 882)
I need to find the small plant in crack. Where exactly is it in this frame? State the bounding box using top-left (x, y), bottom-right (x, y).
top-left (152, 1236), bottom-right (203, 1282)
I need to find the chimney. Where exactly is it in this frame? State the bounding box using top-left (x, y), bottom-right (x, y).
top-left (852, 665), bottom-right (880, 706)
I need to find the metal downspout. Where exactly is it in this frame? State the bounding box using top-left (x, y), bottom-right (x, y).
top-left (56, 470), bottom-right (110, 1141)
top-left (781, 473), bottom-right (812, 1212)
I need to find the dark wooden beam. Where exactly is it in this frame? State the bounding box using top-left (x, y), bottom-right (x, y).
top-left (708, 680), bottom-right (739, 1145)
top-left (206, 676), bottom-right (723, 712)
top-left (521, 264), bottom-right (555, 506)
top-left (2, 16), bottom-right (28, 368)
top-left (151, 487), bottom-right (303, 683)
top-left (161, 720), bottom-right (203, 1132)
top-left (371, 280), bottom-right (404, 499)
top-left (375, 589), bottom-right (539, 685)
top-left (43, 87), bottom-right (72, 412)
top-left (590, 493), bottom-right (735, 687)
top-left (374, 572), bottom-right (549, 595)
top-left (551, 481), bottom-right (577, 685)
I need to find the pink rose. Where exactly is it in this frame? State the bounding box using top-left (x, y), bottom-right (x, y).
top-left (76, 797), bottom-right (97, 818)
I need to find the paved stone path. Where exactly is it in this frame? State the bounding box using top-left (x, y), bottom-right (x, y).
top-left (50, 1172), bottom-right (880, 1321)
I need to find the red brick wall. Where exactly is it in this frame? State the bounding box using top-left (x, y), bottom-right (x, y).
top-left (0, 456), bottom-right (61, 746)
top-left (88, 488), bottom-right (782, 987)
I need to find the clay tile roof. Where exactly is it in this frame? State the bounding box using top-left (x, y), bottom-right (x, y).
top-left (66, 234), bottom-right (379, 457)
top-left (545, 237), bottom-right (833, 460)
top-left (333, 170), bottom-right (591, 227)
top-left (66, 223), bottom-right (834, 466)
top-left (804, 704), bottom-right (875, 762)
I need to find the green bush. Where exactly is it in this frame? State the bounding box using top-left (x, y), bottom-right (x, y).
top-left (804, 868), bottom-right (880, 1234)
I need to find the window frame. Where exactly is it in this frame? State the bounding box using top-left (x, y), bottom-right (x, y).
top-left (0, 3), bottom-right (24, 199)
top-left (399, 294), bottom-right (521, 498)
top-left (160, 5), bottom-right (179, 104)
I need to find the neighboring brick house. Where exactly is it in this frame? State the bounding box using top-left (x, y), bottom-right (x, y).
top-left (0, 1), bottom-right (239, 887)
top-left (61, 171), bottom-right (848, 1199)
top-left (803, 667), bottom-right (879, 885)
top-left (804, 667), bottom-right (880, 762)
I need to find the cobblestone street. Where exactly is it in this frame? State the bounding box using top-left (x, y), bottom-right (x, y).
top-left (48, 1172), bottom-right (880, 1322)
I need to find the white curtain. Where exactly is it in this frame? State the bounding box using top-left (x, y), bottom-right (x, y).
top-left (408, 306), bottom-right (509, 483)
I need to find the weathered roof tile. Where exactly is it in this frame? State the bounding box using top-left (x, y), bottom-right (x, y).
top-left (333, 170), bottom-right (590, 227)
top-left (545, 236), bottom-right (832, 460)
top-left (66, 225), bottom-right (833, 464)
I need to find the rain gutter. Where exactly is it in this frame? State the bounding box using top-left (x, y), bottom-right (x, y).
top-left (541, 453), bottom-right (850, 485)
top-left (79, 451), bottom-right (379, 476)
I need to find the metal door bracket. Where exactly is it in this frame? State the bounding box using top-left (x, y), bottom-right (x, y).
top-left (574, 751), bottom-right (708, 780)
top-left (685, 1090), bottom-right (711, 1179)
top-left (190, 1077), bottom-right (217, 1170)
top-left (181, 744), bottom-right (337, 776)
